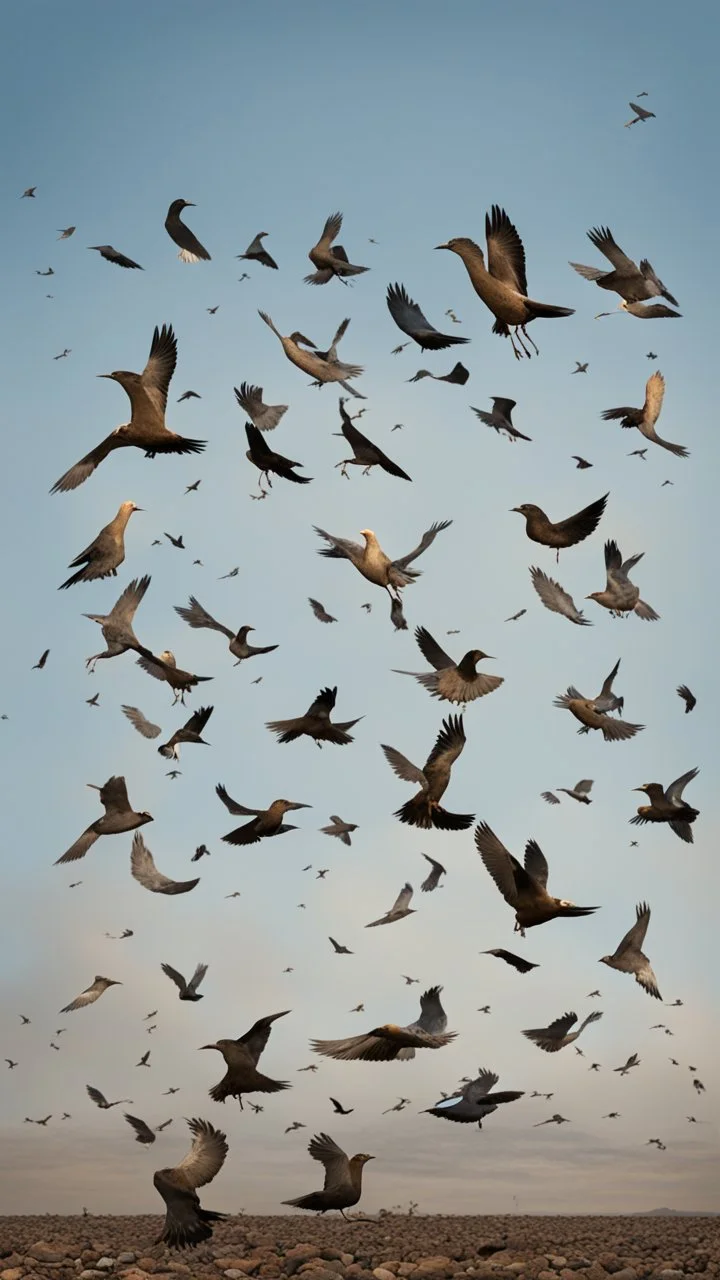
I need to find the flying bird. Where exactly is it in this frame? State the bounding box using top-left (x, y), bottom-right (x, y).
top-left (570, 227), bottom-right (676, 305)
top-left (282, 1132), bottom-right (374, 1219)
top-left (153, 1117), bottom-right (228, 1249)
top-left (614, 1053), bottom-right (641, 1076)
top-left (472, 398), bottom-right (531, 442)
top-left (125, 1113), bottom-right (156, 1145)
top-left (315, 519), bottom-right (451, 603)
top-left (266, 686), bottom-right (361, 747)
top-left (305, 212), bottom-right (368, 285)
top-left (178, 391), bottom-right (201, 402)
top-left (505, 609), bottom-right (526, 622)
top-left (513, 494), bottom-right (608, 559)
top-left (393, 625), bottom-right (503, 705)
top-left (165, 200), bottom-right (211, 263)
top-left (366, 883), bottom-right (416, 928)
top-left (238, 232), bottom-right (278, 270)
top-left (244, 421), bottom-right (311, 497)
top-left (175, 597), bottom-right (278, 666)
top-left (60, 976), bottom-right (121, 1014)
top-left (334, 399), bottom-right (411, 480)
top-left (218, 786), bottom-right (310, 845)
top-left (625, 101), bottom-right (656, 127)
top-left (481, 949), bottom-right (539, 975)
top-left (557, 779), bottom-right (594, 804)
top-left (523, 1010), bottom-right (603, 1053)
top-left (382, 714), bottom-right (473, 830)
top-left (130, 833), bottom-right (200, 894)
top-left (329, 938), bottom-right (353, 955)
top-left (572, 456), bottom-right (593, 469)
top-left (308, 598), bottom-right (337, 624)
top-left (602, 371), bottom-right (688, 457)
top-left (161, 962), bottom-right (208, 1001)
top-left (586, 540), bottom-right (660, 620)
top-left (330, 1098), bottom-right (354, 1115)
top-left (596, 300), bottom-right (681, 320)
top-left (631, 768), bottom-right (699, 843)
top-left (55, 776), bottom-right (152, 864)
top-left (234, 383), bottom-right (288, 433)
top-left (677, 685), bottom-right (696, 713)
top-left (420, 853), bottom-right (446, 893)
top-left (312, 986), bottom-right (455, 1062)
top-left (201, 1010), bottom-right (291, 1108)
top-left (33, 649), bottom-right (50, 669)
top-left (423, 1067), bottom-right (523, 1127)
top-left (572, 362), bottom-right (589, 374)
top-left (386, 283), bottom-right (470, 352)
top-left (259, 312), bottom-right (365, 396)
top-left (407, 362), bottom-right (469, 385)
top-left (534, 1114), bottom-right (571, 1127)
top-left (600, 903), bottom-right (661, 1000)
top-left (59, 502), bottom-right (142, 589)
top-left (21, 187), bottom-right (36, 197)
top-left (321, 816), bottom-right (357, 846)
top-left (158, 706), bottom-right (213, 760)
top-left (136, 650), bottom-right (213, 706)
top-left (89, 245), bottom-right (143, 269)
top-left (476, 824), bottom-right (598, 936)
top-left (83, 575), bottom-right (154, 672)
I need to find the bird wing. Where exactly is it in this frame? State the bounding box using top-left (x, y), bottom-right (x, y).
top-left (174, 597), bottom-right (234, 640)
top-left (386, 283), bottom-right (438, 339)
top-left (414, 985), bottom-right (447, 1034)
top-left (161, 963), bottom-right (188, 992)
top-left (395, 519), bottom-right (452, 569)
top-left (485, 206), bottom-right (528, 294)
top-left (314, 526), bottom-right (365, 561)
top-left (598, 659), bottom-right (621, 699)
top-left (311, 1034), bottom-right (402, 1062)
top-left (50, 434), bottom-right (126, 493)
top-left (184, 705), bottom-right (213, 736)
top-left (587, 227), bottom-right (637, 273)
top-left (86, 1085), bottom-right (107, 1106)
top-left (666, 767), bottom-right (699, 806)
top-left (304, 686), bottom-right (336, 719)
top-left (307, 1132), bottom-right (352, 1191)
top-left (381, 744), bottom-right (426, 788)
top-left (245, 420), bottom-right (274, 460)
top-left (414, 626), bottom-right (454, 670)
top-left (464, 1069), bottom-right (499, 1099)
top-left (677, 685), bottom-right (696, 711)
top-left (474, 823), bottom-right (522, 907)
top-left (234, 382), bottom-right (262, 415)
top-left (239, 1010), bottom-right (290, 1064)
top-left (483, 948), bottom-right (538, 974)
top-left (530, 567), bottom-right (590, 625)
top-left (617, 901), bottom-right (651, 955)
top-left (174, 1117), bottom-right (228, 1189)
top-left (108, 574), bottom-right (151, 624)
top-left (215, 785), bottom-right (261, 816)
top-left (141, 325), bottom-right (177, 414)
top-left (574, 779), bottom-right (594, 795)
top-left (130, 833), bottom-right (199, 895)
top-left (553, 493), bottom-right (608, 541)
top-left (424, 714), bottom-right (466, 771)
top-left (317, 212), bottom-right (343, 245)
top-left (643, 371), bottom-right (665, 426)
top-left (542, 792), bottom-right (560, 805)
top-left (125, 1113), bottom-right (155, 1143)
top-left (390, 883), bottom-right (414, 913)
top-left (523, 839), bottom-right (549, 888)
top-left (122, 705), bottom-right (162, 739)
top-left (99, 775), bottom-right (131, 814)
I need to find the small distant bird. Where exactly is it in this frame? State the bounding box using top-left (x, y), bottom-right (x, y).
top-left (476, 823), bottom-right (598, 935)
top-left (603, 1112), bottom-right (621, 1119)
top-left (136, 649), bottom-right (213, 706)
top-left (394, 625), bottom-right (503, 705)
top-left (614, 1053), bottom-right (641, 1076)
top-left (56, 776), bottom-right (152, 864)
top-left (387, 283), bottom-right (469, 351)
top-left (60, 501), bottom-right (142, 589)
top-left (534, 1114), bottom-right (571, 1127)
top-left (676, 685), bottom-right (696, 713)
top-left (36, 268), bottom-right (54, 276)
top-left (238, 231), bottom-right (278, 269)
top-left (382, 714), bottom-right (473, 831)
top-left (125, 1113), bottom-right (156, 1145)
top-left (625, 101), bottom-right (656, 127)
top-left (420, 853), bottom-right (446, 893)
top-left (308, 598), bottom-right (337, 624)
top-left (481, 948), bottom-right (539, 975)
top-left (297, 1064), bottom-right (317, 1072)
top-left (225, 892), bottom-right (241, 899)
top-left (178, 391), bottom-right (201, 403)
top-left (153, 1117), bottom-right (228, 1249)
top-left (334, 399), bottom-right (411, 480)
top-left (158, 705), bottom-right (214, 760)
top-left (629, 449), bottom-right (647, 459)
top-left (21, 187), bottom-right (37, 197)
top-left (402, 976), bottom-right (420, 985)
top-left (207, 307), bottom-right (219, 315)
top-left (164, 1087), bottom-right (180, 1094)
top-left (282, 1132), bottom-right (374, 1218)
top-left (424, 1067), bottom-right (523, 1128)
top-left (600, 902), bottom-right (661, 1000)
top-left (366, 883), bottom-right (416, 928)
top-left (162, 962), bottom-right (208, 1001)
top-left (472, 397), bottom-right (531, 442)
top-left (33, 649), bottom-right (50, 669)
top-left (693, 1078), bottom-right (705, 1094)
top-left (330, 1098), bottom-right (354, 1115)
top-left (558, 779), bottom-right (594, 804)
top-left (5, 1060), bottom-right (17, 1069)
top-left (572, 362), bottom-right (589, 374)
top-left (523, 1010), bottom-right (603, 1054)
top-left (321, 816), bottom-right (357, 846)
top-left (192, 845), bottom-right (210, 862)
top-left (131, 832), bottom-right (200, 895)
top-left (286, 1121), bottom-right (306, 1134)
top-left (513, 493), bottom-right (608, 560)
top-left (312, 985), bottom-right (455, 1062)
top-left (165, 532), bottom-right (185, 549)
top-left (244, 421), bottom-right (311, 497)
top-left (86, 1086), bottom-right (133, 1109)
top-left (57, 227), bottom-right (76, 239)
top-left (602, 371), bottom-right (688, 457)
top-left (329, 938), bottom-right (353, 955)
top-left (86, 693), bottom-right (100, 708)
top-left (646, 352), bottom-right (657, 359)
top-left (477, 1005), bottom-right (491, 1014)
top-left (200, 1009), bottom-right (291, 1108)
top-left (530, 569), bottom-right (591, 626)
top-left (306, 212), bottom-right (368, 285)
top-left (234, 383), bottom-right (288, 433)
top-left (350, 1004), bottom-right (365, 1013)
top-left (505, 609), bottom-right (526, 622)
top-left (392, 343), bottom-right (411, 355)
top-left (631, 768), bottom-right (699, 843)
top-left (407, 362), bottom-right (469, 385)
top-left (165, 200), bottom-right (211, 263)
top-left (137, 1051), bottom-right (151, 1067)
top-left (267, 686), bottom-right (361, 747)
top-left (89, 245), bottom-right (143, 269)
top-left (60, 975), bottom-right (121, 1014)
top-left (383, 1097), bottom-right (411, 1114)
top-left (54, 348), bottom-right (71, 359)
top-left (19, 1015), bottom-right (30, 1024)
top-left (572, 456), bottom-right (593, 469)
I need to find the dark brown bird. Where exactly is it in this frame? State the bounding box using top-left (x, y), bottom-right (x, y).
top-left (157, 706), bottom-right (213, 760)
top-left (407, 362), bottom-right (469, 385)
top-left (56, 776), bottom-right (152, 864)
top-left (161, 962), bottom-right (208, 1001)
top-left (393, 626), bottom-right (503, 705)
top-left (330, 1098), bottom-right (354, 1115)
top-left (178, 390), bottom-right (201, 402)
top-left (386, 283), bottom-right (470, 351)
top-left (218, 785), bottom-right (310, 845)
top-left (244, 422), bottom-right (311, 497)
top-left (238, 232), bottom-right (278, 270)
top-left (677, 685), bottom-right (696, 713)
top-left (334, 399), bottom-right (411, 480)
top-left (200, 1010), bottom-right (291, 1108)
top-left (60, 502), bottom-right (142, 588)
top-left (308, 598), bottom-right (337, 623)
top-left (86, 1085), bottom-right (133, 1109)
top-left (266, 686), bottom-right (362, 747)
top-left (329, 937), bottom-right (353, 955)
top-left (282, 1133), bottom-right (373, 1218)
top-left (631, 768), bottom-right (699, 843)
top-left (573, 456), bottom-right (593, 469)
top-left (136, 650), bottom-right (213, 705)
top-left (33, 648), bottom-right (50, 669)
top-left (512, 494), bottom-right (608, 560)
top-left (165, 200), bottom-right (211, 263)
top-left (175, 597), bottom-right (279, 665)
top-left (51, 325), bottom-right (205, 492)
top-left (125, 1113), bottom-right (156, 1145)
top-left (311, 986), bottom-right (455, 1062)
top-left (475, 823), bottom-right (598, 936)
top-left (523, 1010), bottom-right (603, 1053)
top-left (153, 1117), bottom-right (228, 1249)
top-left (306, 213), bottom-right (368, 285)
top-left (481, 948), bottom-right (539, 974)
top-left (89, 245), bottom-right (143, 269)
top-left (382, 714), bottom-right (473, 830)
top-left (321, 816), bottom-right (357, 845)
top-left (84, 575), bottom-right (154, 672)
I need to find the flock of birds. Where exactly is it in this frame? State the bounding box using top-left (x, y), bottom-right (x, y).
top-left (9, 91), bottom-right (709, 1245)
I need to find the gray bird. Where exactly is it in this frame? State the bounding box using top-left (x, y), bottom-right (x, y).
top-left (283, 1132), bottom-right (374, 1219)
top-left (557, 779), bottom-right (594, 804)
top-left (312, 316), bottom-right (353, 364)
top-left (175, 596), bottom-right (279, 666)
top-left (238, 232), bottom-right (277, 269)
top-left (570, 227), bottom-right (677, 305)
top-left (534, 1114), bottom-right (571, 1127)
top-left (542, 791), bottom-right (560, 805)
top-left (56, 776), bottom-right (152, 864)
top-left (596, 300), bottom-right (682, 320)
top-left (21, 187), bottom-right (36, 197)
top-left (386, 283), bottom-right (470, 352)
top-left (57, 226), bottom-right (76, 239)
top-left (89, 245), bottom-right (143, 269)
top-left (311, 986), bottom-right (456, 1062)
top-left (162, 962), bottom-right (208, 1001)
top-left (424, 1067), bottom-right (523, 1127)
top-left (420, 853), bottom-right (446, 892)
top-left (84, 575), bottom-right (154, 671)
top-left (86, 1086), bottom-right (134, 1109)
top-left (382, 714), bottom-right (473, 831)
top-left (481, 948), bottom-right (539, 975)
top-left (407, 362), bottom-right (469, 385)
top-left (321, 816), bottom-right (358, 846)
top-left (366, 883), bottom-right (416, 928)
top-left (523, 1010), bottom-right (603, 1053)
top-left (314, 519), bottom-right (451, 602)
top-left (530, 568), bottom-right (592, 626)
top-left (475, 823), bottom-right (598, 935)
top-left (572, 362), bottom-right (589, 373)
top-left (60, 976), bottom-right (122, 1013)
top-left (625, 101), bottom-right (656, 126)
top-left (631, 768), bottom-right (699, 843)
top-left (165, 200), bottom-right (210, 263)
top-left (244, 421), bottom-right (312, 496)
top-left (505, 609), bottom-right (527, 622)
top-left (555, 660), bottom-right (625, 738)
top-left (201, 1010), bottom-right (291, 1108)
top-left (334, 399), bottom-right (411, 480)
top-left (158, 706), bottom-right (213, 760)
top-left (33, 648), bottom-right (50, 668)
top-left (472, 398), bottom-right (531, 442)
top-left (259, 311), bottom-right (365, 396)
top-left (130, 833), bottom-right (200, 895)
top-left (587, 540), bottom-right (660, 620)
top-left (267, 686), bottom-right (361, 747)
top-left (600, 902), bottom-right (661, 1000)
top-left (217, 786), bottom-right (310, 845)
top-left (306, 212), bottom-right (368, 285)
top-left (677, 685), bottom-right (696, 713)
top-left (60, 502), bottom-right (142, 588)
top-left (178, 391), bottom-right (201, 402)
top-left (51, 324), bottom-right (205, 492)
top-left (308, 598), bottom-right (337, 623)
top-left (614, 1053), bottom-right (641, 1075)
top-left (329, 938), bottom-right (353, 955)
top-left (601, 372), bottom-right (688, 457)
top-left (122, 705), bottom-right (162, 739)
top-left (125, 1113), bottom-right (156, 1145)
top-left (393, 625), bottom-right (503, 705)
top-left (136, 650), bottom-right (213, 705)
top-left (234, 383), bottom-right (288, 432)
top-left (153, 1117), bottom-right (228, 1249)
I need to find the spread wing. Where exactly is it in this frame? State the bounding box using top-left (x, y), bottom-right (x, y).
top-left (464, 1069), bottom-right (499, 1099)
top-left (161, 963), bottom-right (187, 992)
top-left (314, 526), bottom-right (364, 561)
top-left (574, 779), bottom-right (594, 795)
top-left (130, 833), bottom-right (199, 895)
top-left (239, 1010), bottom-right (290, 1064)
top-left (414, 626), bottom-right (453, 670)
top-left (305, 686), bottom-right (336, 718)
top-left (542, 792), bottom-right (560, 805)
top-left (643, 370), bottom-right (665, 426)
top-left (390, 883), bottom-right (414, 913)
top-left (667, 767), bottom-right (698, 806)
top-left (99, 775), bottom-right (131, 814)
top-left (530, 567), bottom-right (591, 625)
top-left (124, 1113), bottom-right (156, 1144)
top-left (485, 206), bottom-right (528, 294)
top-left (174, 1117), bottom-right (228, 1188)
top-left (174, 597), bottom-right (234, 640)
top-left (413, 985), bottom-right (447, 1034)
top-left (122, 706), bottom-right (162, 739)
top-left (311, 1034), bottom-right (403, 1062)
top-left (523, 839), bottom-right (549, 888)
top-left (86, 1085), bottom-right (108, 1106)
top-left (50, 434), bottom-right (126, 492)
top-left (141, 325), bottom-right (177, 413)
top-left (307, 1132), bottom-right (351, 1192)
top-left (553, 493), bottom-right (608, 542)
top-left (523, 1012), bottom-right (578, 1051)
top-left (598, 659), bottom-right (621, 699)
top-left (386, 283), bottom-right (438, 338)
top-left (587, 226), bottom-right (637, 273)
top-left (395, 519), bottom-right (452, 569)
top-left (107, 575), bottom-right (151, 625)
top-left (381, 744), bottom-right (427, 788)
top-left (424, 714), bottom-right (466, 771)
top-left (616, 901), bottom-right (651, 955)
top-left (215, 784), bottom-right (261, 816)
top-left (474, 822), bottom-right (523, 907)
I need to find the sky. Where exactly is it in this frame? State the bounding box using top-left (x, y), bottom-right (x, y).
top-left (1, 0), bottom-right (718, 1219)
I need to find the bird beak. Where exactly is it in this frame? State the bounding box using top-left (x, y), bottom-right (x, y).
top-left (199, 1044), bottom-right (218, 1051)
top-left (632, 787), bottom-right (646, 793)
top-left (434, 243), bottom-right (449, 250)
top-left (510, 507), bottom-right (521, 513)
top-left (184, 202), bottom-right (196, 207)
top-left (97, 374), bottom-right (113, 379)
top-left (133, 507), bottom-right (144, 512)
top-left (288, 802), bottom-right (311, 811)
top-left (594, 312), bottom-right (613, 319)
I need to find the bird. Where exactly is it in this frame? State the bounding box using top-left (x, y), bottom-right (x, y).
top-left (554, 690), bottom-right (643, 742)
top-left (402, 976), bottom-right (420, 985)
top-left (158, 706), bottom-right (213, 760)
top-left (350, 1004), bottom-right (365, 1013)
top-left (557, 779), bottom-right (594, 804)
top-left (33, 648), bottom-right (50, 669)
top-left (435, 207), bottom-right (574, 358)
top-left (200, 1010), bottom-right (291, 1108)
top-left (382, 714), bottom-right (473, 830)
top-left (308, 598), bottom-right (337, 624)
top-left (311, 986), bottom-right (456, 1062)
top-left (36, 268), bottom-right (54, 276)
top-left (329, 938), bottom-right (353, 955)
top-left (234, 383), bottom-right (288, 432)
top-left (136, 650), bottom-right (213, 706)
top-left (174, 597), bottom-right (279, 667)
top-left (5, 1060), bottom-right (17, 1069)
top-left (596, 299), bottom-right (682, 320)
top-left (283, 1132), bottom-right (374, 1219)
top-left (572, 362), bottom-right (589, 374)
top-left (334, 399), bottom-right (411, 480)
top-left (125, 1113), bottom-right (156, 1145)
top-left (315, 520), bottom-right (451, 605)
top-left (513, 494), bottom-right (608, 560)
top-left (305, 213), bottom-right (368, 285)
top-left (122, 705), bottom-right (162, 739)
top-left (131, 832), bottom-right (200, 895)
top-left (631, 768), bottom-right (699, 842)
top-left (523, 1010), bottom-right (603, 1053)
top-left (192, 845), bottom-right (210, 862)
top-left (646, 351), bottom-right (658, 359)
top-left (18, 1016), bottom-right (31, 1025)
top-left (53, 347), bottom-right (70, 358)
top-left (625, 101), bottom-right (656, 126)
top-left (586, 540), bottom-right (660, 620)
top-left (603, 1113), bottom-right (621, 1120)
top-left (312, 316), bottom-right (355, 364)
top-left (285, 1121), bottom-right (307, 1134)
top-left (475, 823), bottom-right (598, 936)
top-left (137, 1051), bottom-right (151, 1067)
top-left (178, 391), bottom-right (201, 403)
top-left (21, 187), bottom-right (36, 197)
top-left (407, 362), bottom-right (469, 385)
top-left (248, 1102), bottom-right (264, 1113)
top-left (321, 816), bottom-right (358, 846)
top-left (614, 1053), bottom-right (641, 1076)
top-left (572, 456), bottom-right (593, 469)
top-left (259, 312), bottom-right (365, 395)
top-left (505, 609), bottom-right (526, 622)
top-left (420, 853), bottom-right (446, 892)
top-left (60, 976), bottom-right (122, 1014)
top-left (629, 448), bottom-right (648, 459)
top-left (530, 568), bottom-right (591, 626)
top-left (386, 283), bottom-right (470, 352)
top-left (244, 421), bottom-right (312, 497)
top-left (51, 324), bottom-right (205, 492)
top-left (330, 1098), bottom-right (354, 1115)
top-left (28, 1116), bottom-right (53, 1126)
top-left (482, 948), bottom-right (539, 974)
top-left (86, 1086), bottom-right (133, 1109)
top-left (165, 532), bottom-right (185, 548)
top-left (383, 1097), bottom-right (411, 1113)
top-left (57, 226), bottom-right (75, 239)
top-left (601, 372), bottom-right (688, 457)
top-left (238, 232), bottom-right (278, 270)
top-left (266, 686), bottom-right (361, 747)
top-left (600, 903), bottom-right (661, 1000)
top-left (55, 776), bottom-right (152, 864)
top-left (89, 245), bottom-right (143, 270)
top-left (366, 883), bottom-right (416, 928)
top-left (153, 1117), bottom-right (228, 1249)
top-left (693, 1078), bottom-right (706, 1094)
top-left (165, 200), bottom-right (210, 263)
top-left (534, 1114), bottom-right (571, 1127)
top-left (472, 398), bottom-right (531, 442)
top-left (477, 1006), bottom-right (491, 1014)
top-left (677, 685), bottom-right (696, 713)
top-left (206, 307), bottom-right (219, 316)
top-left (59, 502), bottom-right (143, 588)
top-left (162, 962), bottom-right (208, 1001)
top-left (570, 227), bottom-right (677, 305)
top-left (218, 786), bottom-right (310, 845)
top-left (424, 1067), bottom-right (523, 1128)
top-left (83, 575), bottom-right (155, 672)
top-left (393, 626), bottom-right (503, 705)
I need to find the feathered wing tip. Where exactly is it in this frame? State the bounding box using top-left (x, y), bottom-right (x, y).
top-left (282, 1192), bottom-right (325, 1211)
top-left (265, 718), bottom-right (304, 743)
top-left (156, 1208), bottom-right (227, 1250)
top-left (431, 807), bottom-right (475, 831)
top-left (393, 797), bottom-right (473, 830)
top-left (634, 600), bottom-right (660, 621)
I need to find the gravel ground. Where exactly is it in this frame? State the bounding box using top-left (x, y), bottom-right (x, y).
top-left (1, 1214), bottom-right (718, 1280)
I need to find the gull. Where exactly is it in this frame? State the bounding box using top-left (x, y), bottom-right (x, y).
top-left (266, 686), bottom-right (361, 747)
top-left (481, 949), bottom-right (539, 975)
top-left (312, 986), bottom-right (456, 1062)
top-left (59, 501), bottom-right (142, 588)
top-left (402, 976), bottom-right (420, 985)
top-left (424, 1067), bottom-right (523, 1128)
top-left (308, 598), bottom-right (337, 623)
top-left (392, 343), bottom-right (410, 355)
top-left (130, 832), bottom-right (200, 895)
top-left (321, 816), bottom-right (358, 846)
top-left (234, 383), bottom-right (288, 432)
top-left (472, 397), bottom-right (531, 442)
top-left (513, 493), bottom-right (608, 559)
top-left (207, 307), bottom-right (219, 315)
top-left (122, 706), bottom-right (161, 739)
top-left (136, 650), bottom-right (213, 705)
top-left (557, 779), bottom-right (594, 804)
top-left (523, 1010), bottom-right (603, 1053)
top-left (153, 1117), bottom-right (228, 1249)
top-left (244, 421), bottom-right (312, 496)
top-left (57, 226), bottom-right (75, 239)
top-left (331, 1098), bottom-right (354, 1115)
top-left (436, 207), bottom-right (574, 358)
top-left (55, 776), bottom-right (152, 864)
top-left (600, 903), bottom-right (661, 999)
top-left (314, 518), bottom-right (451, 602)
top-left (329, 938), bottom-right (353, 955)
top-left (614, 1053), bottom-right (641, 1076)
top-left (387, 283), bottom-right (469, 352)
top-left (587, 540), bottom-right (660, 620)
top-left (570, 227), bottom-right (676, 305)
top-left (475, 823), bottom-right (598, 935)
top-left (51, 324), bottom-right (205, 492)
top-left (165, 200), bottom-right (211, 263)
top-left (54, 348), bottom-right (71, 359)
top-left (407, 362), bottom-right (469, 385)
top-left (631, 768), bottom-right (699, 843)
top-left (178, 391), bottom-right (201, 403)
top-left (200, 1010), bottom-right (291, 1108)
top-left (625, 101), bottom-right (656, 127)
top-left (334, 399), bottom-right (411, 480)
top-left (33, 649), bottom-right (50, 669)
top-left (285, 1121), bottom-right (306, 1134)
top-left (36, 268), bottom-right (54, 276)
top-left (305, 212), bottom-right (368, 285)
top-left (84, 575), bottom-right (154, 671)
top-left (420, 853), bottom-right (446, 892)
top-left (137, 1051), bottom-right (151, 1067)
top-left (505, 609), bottom-right (526, 622)
top-left (158, 705), bottom-right (213, 760)
top-left (89, 245), bottom-right (143, 269)
top-left (238, 231), bottom-right (278, 269)
top-left (5, 1060), bottom-right (17, 1069)
top-left (365, 883), bottom-right (416, 928)
top-left (282, 1133), bottom-right (374, 1220)
top-left (602, 371), bottom-right (687, 457)
top-left (382, 714), bottom-right (473, 830)
top-left (572, 362), bottom-right (589, 374)
top-left (534, 1114), bottom-right (570, 1127)
top-left (125, 1114), bottom-right (156, 1145)
top-left (162, 962), bottom-right (208, 1001)
top-left (60, 976), bottom-right (121, 1013)
top-left (393, 625), bottom-right (503, 705)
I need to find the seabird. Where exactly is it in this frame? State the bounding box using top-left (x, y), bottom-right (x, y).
top-left (164, 200), bottom-right (211, 263)
top-left (282, 1133), bottom-right (374, 1219)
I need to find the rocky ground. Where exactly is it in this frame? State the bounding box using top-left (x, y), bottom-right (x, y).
top-left (1, 1216), bottom-right (718, 1280)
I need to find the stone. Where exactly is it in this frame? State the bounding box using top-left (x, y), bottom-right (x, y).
top-left (1, 1269), bottom-right (24, 1280)
top-left (551, 1263), bottom-right (568, 1271)
top-left (135, 1263), bottom-right (157, 1275)
top-left (117, 1260), bottom-right (136, 1269)
top-left (29, 1249), bottom-right (67, 1266)
top-left (95, 1262), bottom-right (115, 1272)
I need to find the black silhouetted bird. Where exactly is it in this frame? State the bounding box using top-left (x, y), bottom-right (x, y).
top-left (165, 200), bottom-right (211, 263)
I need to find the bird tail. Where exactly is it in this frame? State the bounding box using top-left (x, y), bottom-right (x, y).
top-left (524, 299), bottom-right (575, 318)
top-left (282, 1193), bottom-right (327, 1211)
top-left (654, 435), bottom-right (689, 458)
top-left (394, 797), bottom-right (474, 830)
top-left (157, 1208), bottom-right (227, 1250)
top-left (265, 717), bottom-right (307, 743)
top-left (59, 567), bottom-right (92, 590)
top-left (633, 599), bottom-right (660, 621)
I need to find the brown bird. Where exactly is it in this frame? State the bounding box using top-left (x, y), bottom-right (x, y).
top-left (266, 686), bottom-right (361, 747)
top-left (677, 685), bottom-right (696, 713)
top-left (407, 362), bottom-right (469, 385)
top-left (33, 648), bottom-right (50, 669)
top-left (217, 785), bottom-right (310, 845)
top-left (512, 494), bottom-right (608, 560)
top-left (158, 706), bottom-right (213, 761)
top-left (125, 1113), bottom-right (156, 1145)
top-left (312, 986), bottom-right (455, 1062)
top-left (335, 399), bottom-right (411, 480)
top-left (601, 371), bottom-right (688, 458)
top-left (600, 902), bottom-right (662, 1000)
top-left (238, 232), bottom-right (278, 270)
top-left (315, 520), bottom-right (451, 603)
top-left (86, 1086), bottom-right (133, 1109)
top-left (153, 1117), bottom-right (228, 1249)
top-left (136, 650), bottom-right (213, 705)
top-left (60, 502), bottom-right (142, 589)
top-left (200, 1010), bottom-right (291, 1108)
top-left (51, 325), bottom-right (205, 492)
top-left (60, 976), bottom-right (122, 1013)
top-left (308, 598), bottom-right (337, 624)
top-left (475, 823), bottom-right (598, 936)
top-left (259, 312), bottom-right (365, 395)
top-left (631, 768), bottom-right (699, 843)
top-left (84, 575), bottom-right (154, 672)
top-left (436, 207), bottom-right (574, 359)
top-left (523, 1010), bottom-right (603, 1053)
top-left (321, 816), bottom-right (358, 846)
top-left (56, 776), bottom-right (152, 864)
top-left (553, 687), bottom-right (644, 742)
top-left (382, 714), bottom-right (473, 830)
top-left (481, 948), bottom-right (539, 975)
top-left (570, 226), bottom-right (677, 305)
top-left (165, 200), bottom-right (211, 263)
top-left (234, 383), bottom-right (287, 432)
top-left (386, 283), bottom-right (470, 352)
top-left (244, 421), bottom-right (312, 497)
top-left (305, 212), bottom-right (368, 285)
top-left (283, 1132), bottom-right (374, 1218)
top-left (130, 833), bottom-right (200, 895)
top-left (393, 626), bottom-right (503, 705)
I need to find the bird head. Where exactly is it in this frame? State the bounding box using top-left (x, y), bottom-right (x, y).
top-left (351, 1153), bottom-right (375, 1165)
top-left (199, 1041), bottom-right (222, 1052)
top-left (359, 529), bottom-right (376, 542)
top-left (434, 237), bottom-right (482, 261)
top-left (122, 501), bottom-right (143, 514)
top-left (98, 370), bottom-right (139, 388)
top-left (598, 956), bottom-right (612, 967)
top-left (175, 199), bottom-right (195, 209)
top-left (633, 784), bottom-right (649, 793)
top-left (138, 812), bottom-right (154, 824)
top-left (511, 504), bottom-right (538, 517)
top-left (368, 1023), bottom-right (401, 1037)
top-left (469, 650), bottom-right (494, 663)
top-left (98, 978), bottom-right (122, 987)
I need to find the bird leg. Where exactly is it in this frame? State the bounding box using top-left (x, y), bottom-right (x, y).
top-left (514, 327), bottom-right (534, 359)
top-left (361, 465), bottom-right (374, 476)
top-left (85, 654), bottom-right (102, 673)
top-left (508, 329), bottom-right (525, 360)
top-left (520, 325), bottom-right (540, 356)
top-left (334, 461), bottom-right (350, 478)
top-left (513, 920), bottom-right (526, 939)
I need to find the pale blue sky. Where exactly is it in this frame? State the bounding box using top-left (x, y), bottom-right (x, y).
top-left (1, 0), bottom-right (718, 1216)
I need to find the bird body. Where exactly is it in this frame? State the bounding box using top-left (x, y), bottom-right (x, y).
top-left (136, 649), bottom-right (213, 705)
top-left (632, 768), bottom-right (699, 842)
top-left (315, 520), bottom-right (450, 601)
top-left (165, 200), bottom-right (211, 263)
top-left (61, 976), bottom-right (121, 1013)
top-left (587, 540), bottom-right (659, 619)
top-left (218, 786), bottom-right (310, 845)
top-left (312, 986), bottom-right (455, 1062)
top-left (557, 779), bottom-right (594, 804)
top-left (158, 706), bottom-right (213, 760)
top-left (424, 1068), bottom-right (523, 1127)
top-left (600, 902), bottom-right (661, 999)
top-left (554, 691), bottom-right (644, 741)
top-left (84, 575), bottom-right (154, 671)
top-left (602, 371), bottom-right (688, 457)
top-left (513, 494), bottom-right (608, 556)
top-left (306, 213), bottom-right (368, 285)
top-left (394, 625), bottom-right (503, 705)
top-left (60, 502), bottom-right (141, 589)
top-left (475, 823), bottom-right (598, 935)
top-left (382, 714), bottom-right (473, 830)
top-left (523, 1010), bottom-right (603, 1053)
top-left (244, 421), bottom-right (311, 495)
top-left (89, 245), bottom-right (143, 269)
top-left (570, 227), bottom-right (676, 305)
top-left (175, 596), bottom-right (278, 665)
top-left (266, 686), bottom-right (361, 746)
top-left (154, 1117), bottom-right (227, 1249)
top-left (283, 1132), bottom-right (373, 1218)
top-left (56, 776), bottom-right (152, 864)
top-left (201, 1010), bottom-right (290, 1107)
top-left (321, 816), bottom-right (357, 845)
